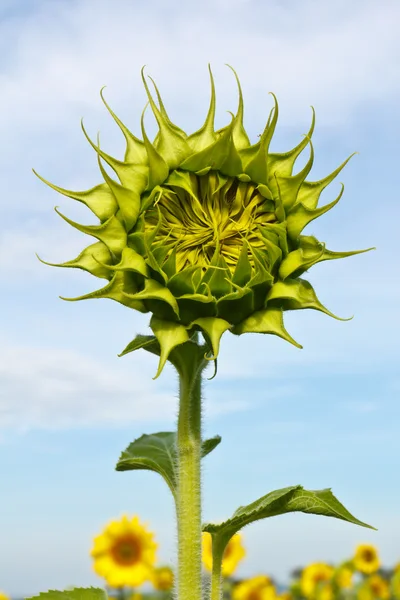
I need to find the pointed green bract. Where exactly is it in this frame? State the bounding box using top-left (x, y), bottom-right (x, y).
top-left (37, 65), bottom-right (373, 376)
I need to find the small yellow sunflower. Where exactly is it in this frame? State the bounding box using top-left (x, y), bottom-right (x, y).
top-left (151, 565), bottom-right (174, 591)
top-left (202, 532), bottom-right (246, 577)
top-left (90, 514), bottom-right (157, 588)
top-left (353, 545), bottom-right (380, 575)
top-left (301, 563), bottom-right (334, 597)
top-left (232, 575), bottom-right (276, 600)
top-left (367, 575), bottom-right (390, 600)
top-left (0, 593), bottom-right (10, 600)
top-left (334, 566), bottom-right (354, 589)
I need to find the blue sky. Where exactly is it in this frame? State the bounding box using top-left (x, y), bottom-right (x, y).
top-left (0, 0), bottom-right (399, 596)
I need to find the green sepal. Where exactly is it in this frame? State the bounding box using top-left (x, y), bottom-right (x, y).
top-left (60, 271), bottom-right (147, 312)
top-left (150, 316), bottom-right (190, 379)
top-left (32, 171), bottom-right (118, 221)
top-left (279, 236), bottom-right (326, 280)
top-left (177, 293), bottom-right (217, 325)
top-left (25, 587), bottom-right (107, 600)
top-left (140, 105), bottom-right (170, 190)
top-left (118, 334), bottom-right (161, 358)
top-left (232, 240), bottom-right (253, 287)
top-left (217, 287), bottom-right (254, 325)
top-left (232, 307), bottom-right (302, 348)
top-left (168, 266), bottom-right (201, 296)
top-left (189, 317), bottom-right (231, 360)
top-left (267, 107), bottom-right (315, 179)
top-left (165, 170), bottom-right (200, 203)
top-left (54, 208), bottom-right (127, 258)
top-left (297, 153), bottom-right (356, 209)
top-left (202, 485), bottom-right (375, 551)
top-left (267, 278), bottom-right (352, 321)
top-left (225, 64), bottom-right (251, 150)
top-left (244, 94), bottom-right (279, 185)
top-left (180, 115), bottom-right (239, 174)
top-left (95, 246), bottom-right (149, 278)
top-left (286, 184), bottom-right (344, 242)
top-left (80, 120), bottom-right (147, 190)
top-left (186, 64), bottom-right (217, 153)
top-left (96, 154), bottom-right (141, 231)
top-left (273, 138), bottom-right (314, 212)
top-left (148, 75), bottom-right (188, 139)
top-left (161, 247), bottom-right (177, 279)
top-left (100, 86), bottom-right (148, 165)
top-left (256, 225), bottom-right (285, 270)
top-left (123, 278), bottom-right (180, 318)
top-left (140, 184), bottom-right (164, 213)
top-left (143, 234), bottom-right (168, 284)
top-left (141, 67), bottom-right (191, 169)
top-left (115, 431), bottom-right (221, 498)
top-left (204, 255), bottom-right (232, 298)
top-left (219, 117), bottom-right (243, 177)
top-left (279, 236), bottom-right (375, 280)
top-left (36, 241), bottom-right (113, 280)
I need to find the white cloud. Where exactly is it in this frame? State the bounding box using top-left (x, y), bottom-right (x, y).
top-left (0, 335), bottom-right (264, 431)
top-left (0, 342), bottom-right (173, 430)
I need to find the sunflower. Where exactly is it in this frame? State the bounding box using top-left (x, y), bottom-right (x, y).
top-left (90, 514), bottom-right (157, 588)
top-left (232, 575), bottom-right (276, 600)
top-left (0, 593), bottom-right (10, 600)
top-left (151, 565), bottom-right (174, 591)
top-left (36, 65), bottom-right (373, 379)
top-left (334, 565), bottom-right (354, 589)
top-left (300, 563), bottom-right (334, 598)
top-left (353, 545), bottom-right (380, 575)
top-left (367, 575), bottom-right (390, 599)
top-left (202, 531), bottom-right (246, 577)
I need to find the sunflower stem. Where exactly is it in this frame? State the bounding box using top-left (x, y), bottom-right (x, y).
top-left (210, 538), bottom-right (225, 600)
top-left (174, 340), bottom-right (206, 600)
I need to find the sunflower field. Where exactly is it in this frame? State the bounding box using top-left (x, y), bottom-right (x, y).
top-left (4, 515), bottom-right (397, 600)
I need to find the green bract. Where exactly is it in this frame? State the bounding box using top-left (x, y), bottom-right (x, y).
top-left (35, 65), bottom-right (372, 377)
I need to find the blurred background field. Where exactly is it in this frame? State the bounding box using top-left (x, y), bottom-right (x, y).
top-left (2, 515), bottom-right (399, 600)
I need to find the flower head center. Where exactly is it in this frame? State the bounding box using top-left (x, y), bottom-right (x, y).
top-left (110, 534), bottom-right (141, 566)
top-left (144, 171), bottom-right (278, 273)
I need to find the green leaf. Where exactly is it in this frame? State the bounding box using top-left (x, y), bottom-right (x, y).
top-left (203, 485), bottom-right (375, 550)
top-left (25, 587), bottom-right (107, 600)
top-left (116, 432), bottom-right (221, 498)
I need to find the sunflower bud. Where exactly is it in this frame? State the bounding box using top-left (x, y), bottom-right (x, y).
top-left (35, 65), bottom-right (373, 377)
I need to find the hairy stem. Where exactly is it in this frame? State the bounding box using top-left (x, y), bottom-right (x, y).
top-left (176, 344), bottom-right (204, 600)
top-left (210, 536), bottom-right (225, 600)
